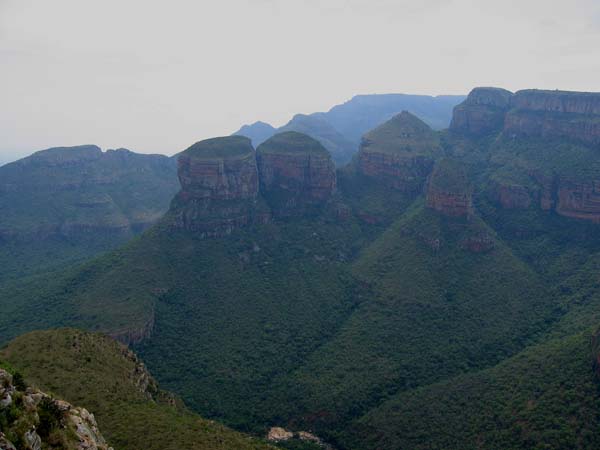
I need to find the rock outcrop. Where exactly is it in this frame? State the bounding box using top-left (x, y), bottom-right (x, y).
top-left (358, 111), bottom-right (441, 192)
top-left (450, 87), bottom-right (513, 135)
top-left (555, 179), bottom-right (600, 223)
top-left (491, 181), bottom-right (533, 209)
top-left (0, 368), bottom-right (112, 450)
top-left (171, 136), bottom-right (270, 236)
top-left (257, 132), bottom-right (336, 217)
top-left (426, 159), bottom-right (472, 217)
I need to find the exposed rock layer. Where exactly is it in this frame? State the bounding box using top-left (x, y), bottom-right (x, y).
top-left (0, 368), bottom-right (112, 450)
top-left (257, 132), bottom-right (336, 216)
top-left (426, 160), bottom-right (472, 217)
top-left (171, 136), bottom-right (270, 237)
top-left (357, 111), bottom-right (441, 192)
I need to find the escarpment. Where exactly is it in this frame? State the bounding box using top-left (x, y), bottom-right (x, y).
top-left (426, 159), bottom-right (472, 217)
top-left (0, 145), bottom-right (178, 239)
top-left (170, 136), bottom-right (270, 236)
top-left (451, 87), bottom-right (600, 223)
top-left (257, 132), bottom-right (336, 217)
top-left (450, 87), bottom-right (513, 135)
top-left (504, 90), bottom-right (600, 147)
top-left (357, 111), bottom-right (442, 192)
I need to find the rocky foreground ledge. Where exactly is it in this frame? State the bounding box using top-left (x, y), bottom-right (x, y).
top-left (0, 368), bottom-right (112, 450)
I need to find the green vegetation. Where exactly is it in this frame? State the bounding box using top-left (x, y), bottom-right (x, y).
top-left (1, 329), bottom-right (274, 450)
top-left (343, 330), bottom-right (600, 450)
top-left (4, 106), bottom-right (600, 449)
top-left (361, 111), bottom-right (441, 156)
top-left (183, 135), bottom-right (255, 158)
top-left (258, 131), bottom-right (330, 155)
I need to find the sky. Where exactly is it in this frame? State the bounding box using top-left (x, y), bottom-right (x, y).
top-left (1, 0), bottom-right (600, 164)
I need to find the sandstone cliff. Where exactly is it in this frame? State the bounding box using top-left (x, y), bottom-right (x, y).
top-left (426, 159), bottom-right (472, 217)
top-left (0, 368), bottom-right (112, 450)
top-left (257, 132), bottom-right (336, 217)
top-left (357, 111), bottom-right (442, 192)
top-left (170, 136), bottom-right (270, 236)
top-left (450, 87), bottom-right (513, 135)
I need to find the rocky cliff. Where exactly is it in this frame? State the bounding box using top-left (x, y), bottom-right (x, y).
top-left (357, 111), bottom-right (442, 192)
top-left (426, 159), bottom-right (472, 217)
top-left (450, 87), bottom-right (513, 135)
top-left (504, 90), bottom-right (600, 146)
top-left (257, 132), bottom-right (336, 217)
top-left (170, 136), bottom-right (270, 236)
top-left (0, 368), bottom-right (112, 450)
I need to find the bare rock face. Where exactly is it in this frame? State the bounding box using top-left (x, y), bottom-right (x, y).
top-left (504, 90), bottom-right (600, 146)
top-left (556, 179), bottom-right (600, 223)
top-left (257, 132), bottom-right (336, 217)
top-left (450, 87), bottom-right (513, 135)
top-left (491, 182), bottom-right (533, 209)
top-left (358, 111), bottom-right (441, 192)
top-left (426, 159), bottom-right (472, 217)
top-left (171, 136), bottom-right (269, 236)
top-left (0, 369), bottom-right (112, 450)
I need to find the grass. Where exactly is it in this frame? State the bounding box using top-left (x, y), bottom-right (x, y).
top-left (1, 328), bottom-right (274, 450)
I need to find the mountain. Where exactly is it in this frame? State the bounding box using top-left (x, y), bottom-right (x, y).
top-left (277, 114), bottom-right (355, 166)
top-left (3, 87), bottom-right (600, 449)
top-left (0, 145), bottom-right (178, 284)
top-left (234, 93), bottom-right (466, 166)
top-left (233, 121), bottom-right (277, 148)
top-left (0, 328), bottom-right (273, 450)
top-left (322, 93), bottom-right (466, 143)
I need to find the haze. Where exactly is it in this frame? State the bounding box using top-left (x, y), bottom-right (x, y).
top-left (1, 0), bottom-right (599, 164)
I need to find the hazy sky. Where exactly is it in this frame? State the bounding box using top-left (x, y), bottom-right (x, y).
top-left (2, 0), bottom-right (600, 163)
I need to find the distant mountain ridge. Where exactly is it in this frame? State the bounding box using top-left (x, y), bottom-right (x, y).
top-left (0, 144), bottom-right (178, 284)
top-left (233, 93), bottom-right (466, 165)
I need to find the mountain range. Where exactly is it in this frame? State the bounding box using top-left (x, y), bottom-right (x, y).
top-left (233, 93), bottom-right (465, 165)
top-left (2, 87), bottom-right (600, 449)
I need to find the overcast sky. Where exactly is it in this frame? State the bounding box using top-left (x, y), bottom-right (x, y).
top-left (1, 0), bottom-right (599, 163)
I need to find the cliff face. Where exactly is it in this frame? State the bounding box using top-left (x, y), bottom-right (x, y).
top-left (451, 87), bottom-right (600, 223)
top-left (0, 368), bottom-right (112, 450)
top-left (257, 132), bottom-right (336, 216)
top-left (358, 111), bottom-right (441, 192)
top-left (504, 90), bottom-right (600, 146)
top-left (450, 87), bottom-right (513, 135)
top-left (171, 136), bottom-right (270, 237)
top-left (426, 159), bottom-right (472, 217)
top-left (555, 179), bottom-right (600, 223)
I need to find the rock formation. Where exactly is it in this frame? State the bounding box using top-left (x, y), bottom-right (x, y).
top-left (555, 179), bottom-right (600, 223)
top-left (170, 136), bottom-right (270, 236)
top-left (0, 368), bottom-right (112, 450)
top-left (357, 111), bottom-right (442, 192)
top-left (257, 132), bottom-right (336, 217)
top-left (450, 87), bottom-right (513, 135)
top-left (491, 181), bottom-right (533, 209)
top-left (426, 159), bottom-right (472, 217)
